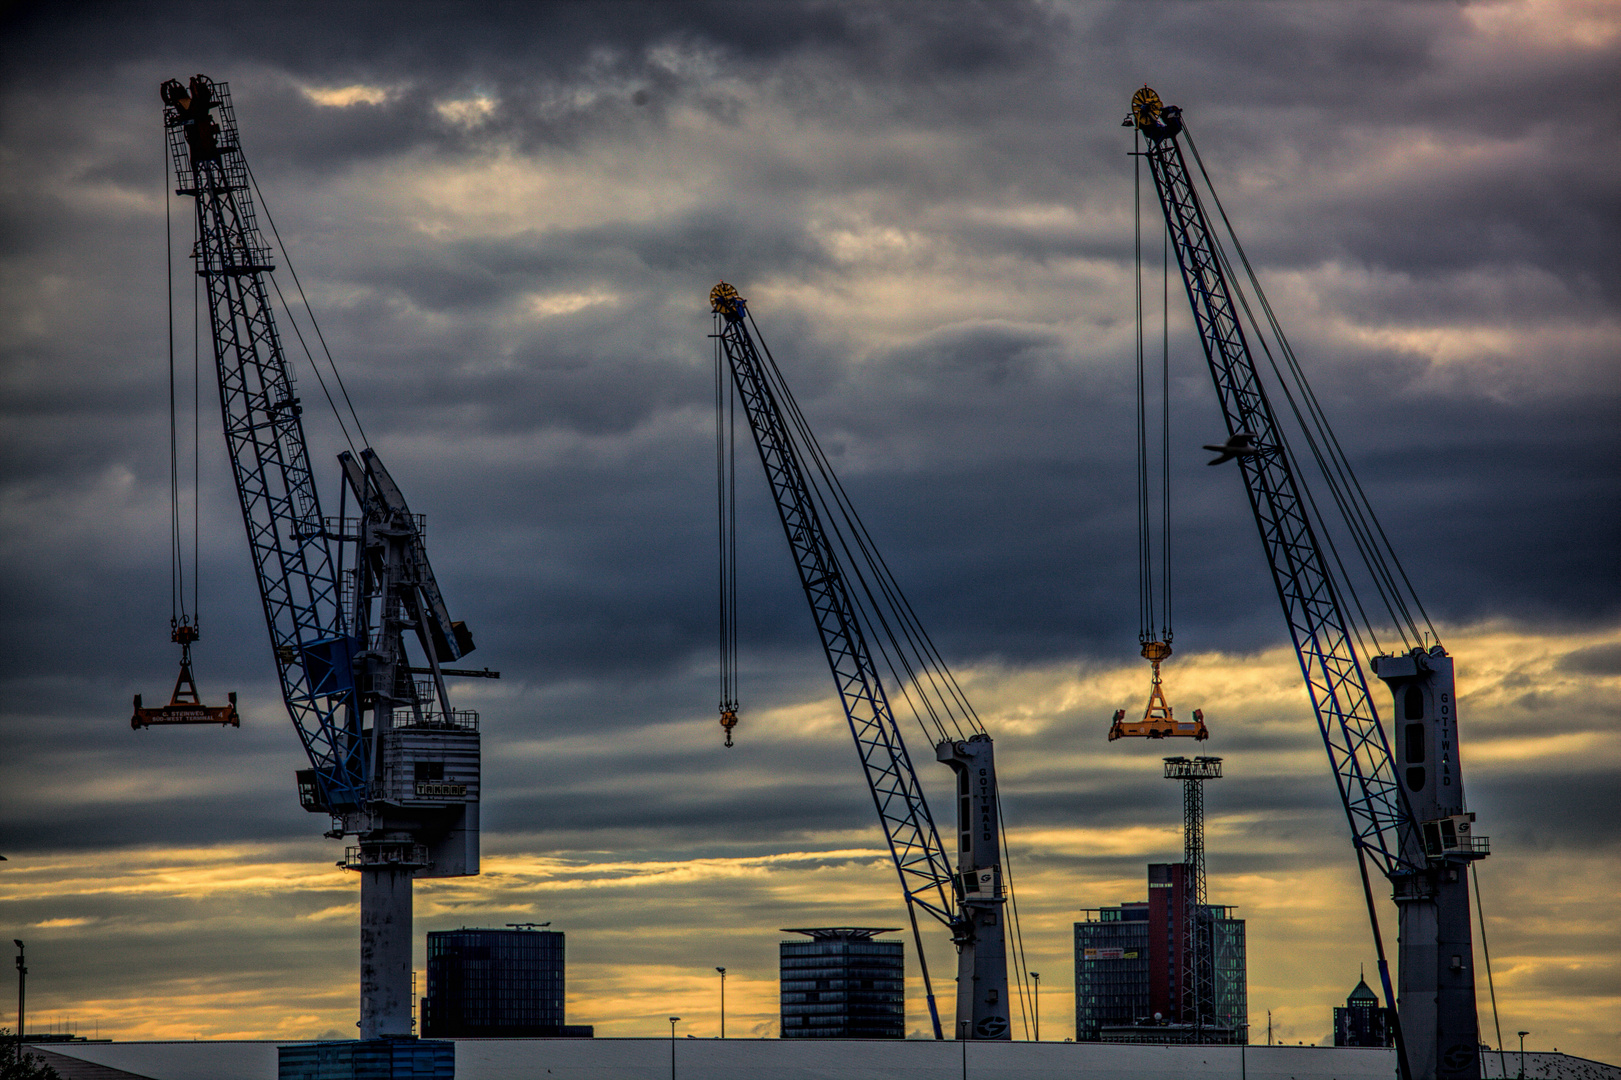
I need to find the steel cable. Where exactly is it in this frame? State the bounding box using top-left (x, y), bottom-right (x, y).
top-left (244, 161), bottom-right (369, 455)
top-left (1183, 128), bottom-right (1436, 652)
top-left (1134, 139), bottom-right (1157, 645)
top-left (749, 313), bottom-right (979, 743)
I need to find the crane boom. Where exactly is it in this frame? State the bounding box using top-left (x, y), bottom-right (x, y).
top-left (163, 74), bottom-right (365, 807)
top-left (710, 284), bottom-right (1012, 1041)
top-left (1135, 109), bottom-right (1413, 881)
top-left (164, 74), bottom-right (481, 1043)
top-left (1129, 88), bottom-right (1487, 1080)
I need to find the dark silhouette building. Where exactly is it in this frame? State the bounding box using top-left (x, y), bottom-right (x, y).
top-left (421, 926), bottom-right (592, 1038)
top-left (779, 928), bottom-right (905, 1039)
top-left (1333, 973), bottom-right (1392, 1047)
top-left (1074, 863), bottom-right (1246, 1043)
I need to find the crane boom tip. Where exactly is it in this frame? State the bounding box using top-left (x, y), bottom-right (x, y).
top-left (710, 282), bottom-right (745, 319)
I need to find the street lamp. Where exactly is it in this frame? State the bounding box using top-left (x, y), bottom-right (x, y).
top-left (1517, 1031), bottom-right (1529, 1079)
top-left (13, 941), bottom-right (24, 1058)
top-left (715, 968), bottom-right (726, 1038)
top-left (669, 1017), bottom-right (680, 1080)
top-left (1030, 973), bottom-right (1040, 1041)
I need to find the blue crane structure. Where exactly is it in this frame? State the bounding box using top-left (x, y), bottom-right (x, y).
top-left (1127, 88), bottom-right (1488, 1080)
top-left (710, 283), bottom-right (1013, 1041)
top-left (161, 74), bottom-right (483, 1041)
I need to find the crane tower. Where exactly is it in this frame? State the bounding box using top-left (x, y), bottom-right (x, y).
top-left (161, 74), bottom-right (482, 1042)
top-left (1126, 87), bottom-right (1488, 1080)
top-left (710, 283), bottom-right (1012, 1040)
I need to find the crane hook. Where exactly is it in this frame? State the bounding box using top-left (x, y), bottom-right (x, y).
top-left (1107, 640), bottom-right (1208, 741)
top-left (132, 621), bottom-right (241, 730)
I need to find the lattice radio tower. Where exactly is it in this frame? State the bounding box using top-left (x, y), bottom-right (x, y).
top-left (1165, 755), bottom-right (1222, 1037)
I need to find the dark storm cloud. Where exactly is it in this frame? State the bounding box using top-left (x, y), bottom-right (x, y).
top-left (1559, 640), bottom-right (1621, 676)
top-left (1, 0), bottom-right (1615, 694)
top-left (355, 211), bottom-right (830, 322)
top-left (2, 1), bottom-right (1068, 170)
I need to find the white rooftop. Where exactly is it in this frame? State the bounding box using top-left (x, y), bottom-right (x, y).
top-left (33, 1039), bottom-right (1620, 1080)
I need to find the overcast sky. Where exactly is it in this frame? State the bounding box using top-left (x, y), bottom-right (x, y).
top-left (1, 0), bottom-right (1617, 1062)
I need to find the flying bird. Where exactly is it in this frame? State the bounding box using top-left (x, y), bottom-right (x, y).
top-left (1203, 432), bottom-right (1259, 465)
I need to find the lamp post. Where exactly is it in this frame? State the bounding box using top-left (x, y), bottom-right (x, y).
top-left (715, 968), bottom-right (726, 1038)
top-left (13, 940), bottom-right (24, 1059)
top-left (669, 1017), bottom-right (680, 1080)
top-left (1030, 972), bottom-right (1040, 1041)
top-left (1517, 1031), bottom-right (1529, 1079)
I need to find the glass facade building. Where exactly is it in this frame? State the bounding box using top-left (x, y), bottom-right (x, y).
top-left (1210, 913), bottom-right (1247, 1039)
top-left (421, 927), bottom-right (592, 1038)
top-left (1075, 865), bottom-right (1247, 1044)
top-left (1074, 903), bottom-right (1151, 1040)
top-left (779, 928), bottom-right (905, 1039)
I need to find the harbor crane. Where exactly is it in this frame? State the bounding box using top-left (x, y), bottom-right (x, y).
top-left (710, 283), bottom-right (1015, 1041)
top-left (1126, 87), bottom-right (1488, 1080)
top-left (160, 74), bottom-right (483, 1041)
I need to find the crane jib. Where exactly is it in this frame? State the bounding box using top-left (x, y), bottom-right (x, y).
top-left (716, 311), bottom-right (958, 926)
top-left (711, 285), bottom-right (1015, 1042)
top-left (165, 76), bottom-right (364, 807)
top-left (1131, 90), bottom-right (1488, 1080)
top-left (1137, 126), bottom-right (1416, 880)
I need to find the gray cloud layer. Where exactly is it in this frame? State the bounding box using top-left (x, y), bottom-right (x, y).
top-left (1, 0), bottom-right (1618, 1056)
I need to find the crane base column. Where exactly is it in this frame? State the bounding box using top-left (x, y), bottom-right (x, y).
top-left (937, 735), bottom-right (1011, 1040)
top-left (356, 847), bottom-right (421, 1041)
top-left (1395, 867), bottom-right (1482, 1080)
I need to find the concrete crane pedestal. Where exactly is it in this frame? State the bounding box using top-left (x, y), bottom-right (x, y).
top-left (358, 861), bottom-right (417, 1040)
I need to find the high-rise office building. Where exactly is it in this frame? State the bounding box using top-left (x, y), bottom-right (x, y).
top-left (779, 928), bottom-right (905, 1039)
top-left (420, 926), bottom-right (593, 1038)
top-left (1334, 974), bottom-right (1392, 1047)
top-left (1074, 864), bottom-right (1246, 1044)
top-left (1074, 902), bottom-right (1151, 1039)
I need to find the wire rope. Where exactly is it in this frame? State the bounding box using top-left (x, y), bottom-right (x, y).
top-left (244, 161), bottom-right (369, 455)
top-left (1162, 217), bottom-right (1172, 643)
top-left (751, 313), bottom-right (979, 743)
top-left (1132, 130), bottom-right (1177, 648)
top-left (715, 317), bottom-right (740, 717)
top-left (193, 250), bottom-right (201, 622)
top-left (998, 802), bottom-right (1034, 1040)
top-left (1182, 130), bottom-right (1395, 650)
top-left (1133, 137), bottom-right (1156, 645)
top-left (164, 127), bottom-right (198, 631)
top-left (264, 273), bottom-right (358, 456)
top-left (1183, 127), bottom-right (1437, 653)
top-left (1198, 207), bottom-right (1392, 660)
top-left (166, 134), bottom-right (181, 626)
top-left (1472, 862), bottom-right (1508, 1078)
top-left (1218, 211), bottom-right (1407, 653)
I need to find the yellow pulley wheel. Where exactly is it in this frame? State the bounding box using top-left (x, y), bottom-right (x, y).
top-left (1131, 86), bottom-right (1162, 130)
top-left (710, 281), bottom-right (743, 315)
